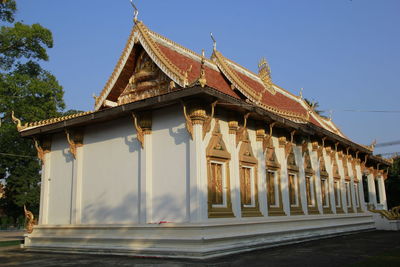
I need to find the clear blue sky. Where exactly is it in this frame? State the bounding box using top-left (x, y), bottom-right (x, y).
top-left (16, 0), bottom-right (400, 156)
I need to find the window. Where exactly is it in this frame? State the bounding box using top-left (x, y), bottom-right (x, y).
top-left (354, 183), bottom-right (360, 208)
top-left (210, 161), bottom-right (226, 207)
top-left (285, 144), bottom-right (303, 216)
top-left (345, 182), bottom-right (351, 208)
top-left (239, 130), bottom-right (262, 217)
top-left (240, 165), bottom-right (255, 207)
top-left (305, 176), bottom-right (316, 207)
top-left (318, 149), bottom-right (331, 214)
top-left (321, 177), bottom-right (329, 207)
top-left (206, 119), bottom-right (234, 218)
top-left (288, 173), bottom-right (299, 207)
top-left (334, 180), bottom-right (341, 208)
top-left (265, 139), bottom-right (285, 216)
top-left (267, 171), bottom-right (278, 207)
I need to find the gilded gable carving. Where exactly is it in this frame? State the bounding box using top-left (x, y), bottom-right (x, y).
top-left (303, 150), bottom-right (314, 175)
top-left (206, 119), bottom-right (230, 160)
top-left (118, 50), bottom-right (172, 105)
top-left (265, 138), bottom-right (280, 169)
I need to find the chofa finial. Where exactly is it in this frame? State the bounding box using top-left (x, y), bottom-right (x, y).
top-left (130, 0), bottom-right (139, 23)
top-left (11, 111), bottom-right (22, 130)
top-left (210, 32), bottom-right (217, 51)
top-left (299, 88), bottom-right (303, 99)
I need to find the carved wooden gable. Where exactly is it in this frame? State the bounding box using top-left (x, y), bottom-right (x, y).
top-left (287, 146), bottom-right (299, 172)
top-left (342, 156), bottom-right (350, 179)
top-left (319, 151), bottom-right (329, 177)
top-left (332, 156), bottom-right (340, 179)
top-left (118, 49), bottom-right (172, 105)
top-left (265, 138), bottom-right (280, 169)
top-left (206, 119), bottom-right (230, 160)
top-left (239, 130), bottom-right (257, 164)
top-left (303, 150), bottom-right (314, 175)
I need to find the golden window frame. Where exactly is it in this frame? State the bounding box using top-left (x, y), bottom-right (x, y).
top-left (238, 130), bottom-right (262, 217)
top-left (206, 119), bottom-right (234, 218)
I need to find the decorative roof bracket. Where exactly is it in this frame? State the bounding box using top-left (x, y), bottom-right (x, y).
top-left (202, 101), bottom-right (218, 139)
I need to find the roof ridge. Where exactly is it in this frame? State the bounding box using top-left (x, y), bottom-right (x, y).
top-left (147, 29), bottom-right (217, 67)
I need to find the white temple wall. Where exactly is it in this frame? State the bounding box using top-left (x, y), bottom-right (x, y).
top-left (151, 105), bottom-right (190, 223)
top-left (310, 144), bottom-right (323, 214)
top-left (81, 117), bottom-right (140, 224)
top-left (47, 133), bottom-right (74, 224)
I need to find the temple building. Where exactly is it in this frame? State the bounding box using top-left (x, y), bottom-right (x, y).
top-left (13, 13), bottom-right (392, 258)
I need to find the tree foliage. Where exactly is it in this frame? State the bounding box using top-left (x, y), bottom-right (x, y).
top-left (0, 0), bottom-right (65, 221)
top-left (386, 156), bottom-right (400, 209)
top-left (304, 98), bottom-right (328, 118)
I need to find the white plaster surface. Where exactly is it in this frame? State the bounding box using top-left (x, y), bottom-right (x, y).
top-left (47, 134), bottom-right (73, 225)
top-left (151, 106), bottom-right (190, 223)
top-left (81, 117), bottom-right (140, 224)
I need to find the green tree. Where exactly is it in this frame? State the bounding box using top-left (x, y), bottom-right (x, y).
top-left (0, 0), bottom-right (65, 222)
top-left (304, 98), bottom-right (328, 118)
top-left (386, 156), bottom-right (400, 209)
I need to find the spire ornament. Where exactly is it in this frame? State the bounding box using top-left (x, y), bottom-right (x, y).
top-left (11, 111), bottom-right (23, 131)
top-left (258, 57), bottom-right (275, 95)
top-left (130, 0), bottom-right (139, 23)
top-left (210, 32), bottom-right (217, 51)
top-left (198, 49), bottom-right (207, 88)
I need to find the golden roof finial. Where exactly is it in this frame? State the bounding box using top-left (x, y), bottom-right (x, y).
top-left (258, 57), bottom-right (274, 94)
top-left (11, 111), bottom-right (22, 131)
top-left (199, 49), bottom-right (207, 88)
top-left (299, 88), bottom-right (304, 99)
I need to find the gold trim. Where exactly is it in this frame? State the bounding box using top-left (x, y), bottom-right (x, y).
top-left (65, 129), bottom-right (84, 159)
top-left (24, 205), bottom-right (35, 234)
top-left (212, 51), bottom-right (262, 103)
top-left (206, 119), bottom-right (234, 218)
top-left (202, 101), bottom-right (218, 139)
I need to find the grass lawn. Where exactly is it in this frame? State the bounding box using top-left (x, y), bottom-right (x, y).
top-left (0, 240), bottom-right (21, 247)
top-left (351, 247), bottom-right (400, 267)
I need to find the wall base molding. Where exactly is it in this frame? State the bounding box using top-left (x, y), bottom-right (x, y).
top-left (24, 214), bottom-right (375, 259)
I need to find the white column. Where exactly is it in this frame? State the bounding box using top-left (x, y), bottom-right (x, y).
top-left (367, 173), bottom-right (378, 209)
top-left (38, 152), bottom-right (51, 225)
top-left (296, 146), bottom-right (307, 215)
top-left (256, 134), bottom-right (268, 217)
top-left (229, 129), bottom-right (241, 218)
top-left (138, 133), bottom-right (153, 224)
top-left (378, 177), bottom-right (387, 210)
top-left (276, 139), bottom-right (290, 216)
top-left (337, 155), bottom-right (347, 213)
top-left (189, 123), bottom-right (205, 222)
top-left (356, 165), bottom-right (367, 211)
top-left (325, 150), bottom-right (336, 214)
top-left (70, 146), bottom-right (83, 224)
top-left (311, 147), bottom-right (323, 214)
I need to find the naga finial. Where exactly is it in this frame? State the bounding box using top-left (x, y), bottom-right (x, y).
top-left (11, 111), bottom-right (22, 130)
top-left (299, 88), bottom-right (304, 99)
top-left (210, 32), bottom-right (217, 51)
top-left (130, 0), bottom-right (139, 23)
top-left (24, 205), bottom-right (35, 234)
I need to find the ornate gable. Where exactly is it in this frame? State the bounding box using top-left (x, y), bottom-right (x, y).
top-left (287, 146), bottom-right (299, 172)
top-left (206, 119), bottom-right (230, 160)
top-left (265, 138), bottom-right (280, 169)
top-left (239, 130), bottom-right (257, 164)
top-left (303, 150), bottom-right (314, 175)
top-left (118, 49), bottom-right (173, 105)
